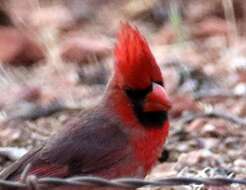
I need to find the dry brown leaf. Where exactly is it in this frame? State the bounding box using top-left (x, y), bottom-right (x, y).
top-left (60, 35), bottom-right (111, 64)
top-left (0, 27), bottom-right (44, 65)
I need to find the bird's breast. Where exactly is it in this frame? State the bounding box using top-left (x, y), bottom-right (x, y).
top-left (131, 121), bottom-right (169, 174)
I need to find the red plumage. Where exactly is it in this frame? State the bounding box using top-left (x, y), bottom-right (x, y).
top-left (0, 23), bottom-right (171, 190)
top-left (114, 23), bottom-right (163, 89)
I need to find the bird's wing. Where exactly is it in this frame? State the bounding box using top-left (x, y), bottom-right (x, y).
top-left (0, 110), bottom-right (130, 179)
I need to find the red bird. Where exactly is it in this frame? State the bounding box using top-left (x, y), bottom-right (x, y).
top-left (0, 23), bottom-right (171, 190)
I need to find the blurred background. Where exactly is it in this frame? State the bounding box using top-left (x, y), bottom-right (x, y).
top-left (0, 0), bottom-right (245, 189)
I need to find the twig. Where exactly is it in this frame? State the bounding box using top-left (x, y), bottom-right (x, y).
top-left (0, 175), bottom-right (245, 189)
top-left (6, 101), bottom-right (82, 121)
top-left (193, 89), bottom-right (246, 100)
top-left (20, 164), bottom-right (32, 182)
top-left (180, 110), bottom-right (246, 126)
top-left (0, 175), bottom-right (246, 190)
top-left (0, 163), bottom-right (245, 190)
top-left (222, 0), bottom-right (239, 46)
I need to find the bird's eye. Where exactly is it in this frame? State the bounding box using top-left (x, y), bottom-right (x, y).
top-left (153, 81), bottom-right (164, 87)
top-left (125, 85), bottom-right (152, 99)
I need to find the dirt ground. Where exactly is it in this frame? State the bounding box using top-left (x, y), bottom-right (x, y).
top-left (0, 0), bottom-right (245, 190)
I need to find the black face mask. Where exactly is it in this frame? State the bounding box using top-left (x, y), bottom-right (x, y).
top-left (125, 85), bottom-right (168, 128)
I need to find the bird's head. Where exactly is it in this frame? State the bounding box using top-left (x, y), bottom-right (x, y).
top-left (108, 23), bottom-right (171, 128)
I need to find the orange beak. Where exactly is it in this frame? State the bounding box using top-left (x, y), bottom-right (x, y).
top-left (143, 83), bottom-right (172, 112)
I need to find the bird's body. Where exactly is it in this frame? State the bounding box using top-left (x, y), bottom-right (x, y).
top-left (0, 24), bottom-right (171, 190)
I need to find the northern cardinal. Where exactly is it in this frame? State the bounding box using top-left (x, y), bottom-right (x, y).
top-left (0, 23), bottom-right (171, 190)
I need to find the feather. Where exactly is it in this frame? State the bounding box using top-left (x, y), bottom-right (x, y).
top-left (114, 23), bottom-right (163, 89)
